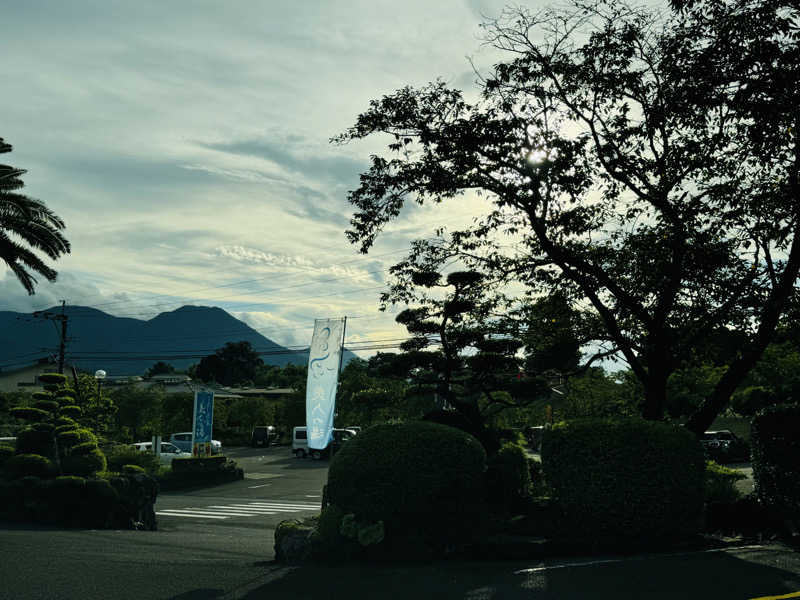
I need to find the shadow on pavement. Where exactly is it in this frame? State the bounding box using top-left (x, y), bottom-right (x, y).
top-left (238, 545), bottom-right (800, 600)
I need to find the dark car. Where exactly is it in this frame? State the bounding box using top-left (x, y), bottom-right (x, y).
top-left (701, 430), bottom-right (750, 463)
top-left (251, 425), bottom-right (275, 447)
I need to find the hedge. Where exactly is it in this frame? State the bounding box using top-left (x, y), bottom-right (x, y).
top-left (751, 403), bottom-right (800, 520)
top-left (325, 421), bottom-right (488, 557)
top-left (0, 472), bottom-right (156, 529)
top-left (541, 418), bottom-right (706, 547)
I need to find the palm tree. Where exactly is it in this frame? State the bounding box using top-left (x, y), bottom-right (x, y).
top-left (0, 138), bottom-right (70, 294)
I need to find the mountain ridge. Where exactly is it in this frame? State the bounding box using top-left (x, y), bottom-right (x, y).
top-left (0, 305), bottom-right (355, 376)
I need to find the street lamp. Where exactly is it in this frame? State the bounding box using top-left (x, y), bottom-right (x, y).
top-left (94, 369), bottom-right (106, 397)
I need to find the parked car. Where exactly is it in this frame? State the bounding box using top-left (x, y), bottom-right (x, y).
top-left (131, 441), bottom-right (192, 465)
top-left (169, 432), bottom-right (222, 455)
top-left (701, 430), bottom-right (750, 463)
top-left (292, 426), bottom-right (357, 460)
top-left (251, 425), bottom-right (276, 447)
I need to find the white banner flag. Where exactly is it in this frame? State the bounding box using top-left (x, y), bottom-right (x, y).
top-left (305, 318), bottom-right (345, 449)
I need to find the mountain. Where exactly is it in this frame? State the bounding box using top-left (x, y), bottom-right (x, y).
top-left (0, 305), bottom-right (357, 376)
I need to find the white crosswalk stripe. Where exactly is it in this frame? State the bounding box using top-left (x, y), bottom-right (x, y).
top-left (156, 500), bottom-right (320, 520)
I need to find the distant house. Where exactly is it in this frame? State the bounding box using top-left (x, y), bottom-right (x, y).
top-left (0, 359), bottom-right (58, 393)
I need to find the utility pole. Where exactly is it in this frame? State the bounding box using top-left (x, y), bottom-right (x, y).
top-left (33, 300), bottom-right (69, 374)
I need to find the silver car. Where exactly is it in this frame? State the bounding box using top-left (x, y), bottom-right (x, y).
top-left (131, 441), bottom-right (192, 465)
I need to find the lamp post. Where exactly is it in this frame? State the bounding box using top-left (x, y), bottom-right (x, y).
top-left (94, 369), bottom-right (106, 397)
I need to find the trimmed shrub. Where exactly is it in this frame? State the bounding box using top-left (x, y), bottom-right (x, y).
top-left (32, 400), bottom-right (59, 413)
top-left (170, 455), bottom-right (227, 473)
top-left (31, 422), bottom-right (55, 434)
top-left (541, 418), bottom-right (705, 548)
top-left (70, 441), bottom-right (99, 456)
top-left (55, 416), bottom-right (79, 429)
top-left (38, 373), bottom-right (67, 386)
top-left (0, 443), bottom-right (14, 468)
top-left (122, 464), bottom-right (146, 475)
top-left (3, 454), bottom-right (55, 479)
top-left (82, 478), bottom-right (119, 527)
top-left (57, 429), bottom-right (82, 447)
top-left (751, 403), bottom-right (800, 520)
top-left (705, 460), bottom-right (746, 505)
top-left (15, 427), bottom-right (54, 456)
top-left (60, 405), bottom-right (83, 419)
top-left (326, 421), bottom-right (488, 557)
top-left (107, 446), bottom-right (160, 474)
top-left (160, 457), bottom-right (243, 490)
top-left (61, 448), bottom-right (106, 477)
top-left (486, 442), bottom-right (532, 514)
top-left (10, 407), bottom-right (49, 423)
top-left (46, 476), bottom-right (87, 525)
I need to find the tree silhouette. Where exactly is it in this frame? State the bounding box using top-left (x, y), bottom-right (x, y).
top-left (0, 138), bottom-right (70, 294)
top-left (335, 0), bottom-right (800, 434)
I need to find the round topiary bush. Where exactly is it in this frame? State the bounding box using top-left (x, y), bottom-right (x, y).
top-left (3, 454), bottom-right (56, 480)
top-left (485, 441), bottom-right (532, 514)
top-left (541, 418), bottom-right (705, 548)
top-left (61, 448), bottom-right (107, 477)
top-left (326, 421), bottom-right (488, 557)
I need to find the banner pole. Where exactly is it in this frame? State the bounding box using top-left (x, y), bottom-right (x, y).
top-left (337, 316), bottom-right (347, 376)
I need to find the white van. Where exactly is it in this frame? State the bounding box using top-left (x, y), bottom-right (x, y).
top-left (292, 426), bottom-right (357, 460)
top-left (292, 426), bottom-right (309, 458)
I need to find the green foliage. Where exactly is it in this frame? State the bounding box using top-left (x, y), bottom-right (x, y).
top-left (751, 403), bottom-right (800, 519)
top-left (15, 427), bottom-right (54, 456)
top-left (70, 441), bottom-right (99, 455)
top-left (56, 429), bottom-right (82, 447)
top-left (705, 460), bottom-right (745, 506)
top-left (122, 464), bottom-right (146, 475)
top-left (106, 445), bottom-right (160, 474)
top-left (559, 369), bottom-right (641, 420)
top-left (666, 365), bottom-right (727, 419)
top-left (32, 400), bottom-right (59, 413)
top-left (111, 384), bottom-right (164, 441)
top-left (0, 443), bottom-right (13, 468)
top-left (541, 419), bottom-right (705, 546)
top-left (61, 447), bottom-right (106, 477)
top-left (170, 455), bottom-right (226, 473)
top-left (3, 454), bottom-right (55, 479)
top-left (486, 442), bottom-right (532, 515)
top-left (60, 405), bottom-right (83, 419)
top-left (159, 456), bottom-right (243, 490)
top-left (731, 386), bottom-right (777, 417)
top-left (38, 373), bottom-right (67, 386)
top-left (196, 341), bottom-right (264, 386)
top-left (326, 421), bottom-right (488, 556)
top-left (10, 407), bottom-right (49, 422)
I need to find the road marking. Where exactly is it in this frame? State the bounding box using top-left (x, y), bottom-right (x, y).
top-left (305, 494), bottom-right (320, 498)
top-left (514, 544), bottom-right (767, 575)
top-left (750, 593), bottom-right (800, 600)
top-left (156, 501), bottom-right (320, 520)
top-left (248, 484), bottom-right (271, 489)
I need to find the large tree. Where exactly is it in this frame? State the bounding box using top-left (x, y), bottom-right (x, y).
top-left (0, 138), bottom-right (70, 294)
top-left (335, 0), bottom-right (800, 434)
top-left (195, 341), bottom-right (264, 386)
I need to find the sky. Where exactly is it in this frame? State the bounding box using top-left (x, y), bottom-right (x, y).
top-left (2, 0), bottom-right (520, 358)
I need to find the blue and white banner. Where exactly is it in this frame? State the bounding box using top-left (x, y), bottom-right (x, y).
top-left (305, 318), bottom-right (345, 449)
top-left (192, 390), bottom-right (214, 457)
